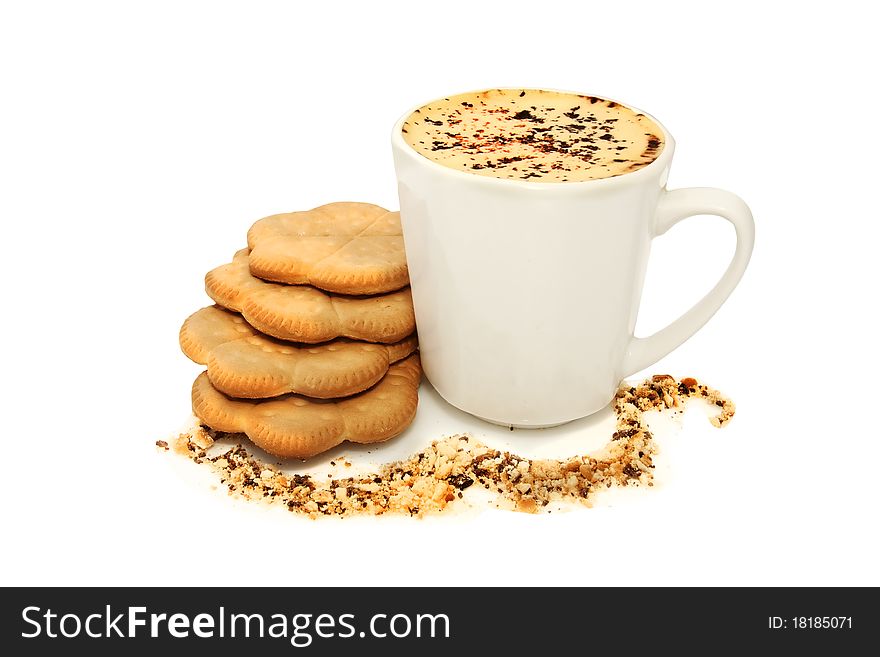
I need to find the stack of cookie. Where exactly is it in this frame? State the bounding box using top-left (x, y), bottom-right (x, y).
top-left (179, 202), bottom-right (421, 459)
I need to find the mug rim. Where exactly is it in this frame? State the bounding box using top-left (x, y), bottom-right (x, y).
top-left (391, 87), bottom-right (675, 190)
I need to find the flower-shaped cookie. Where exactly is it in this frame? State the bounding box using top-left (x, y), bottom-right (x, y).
top-left (247, 202), bottom-right (408, 295)
top-left (180, 305), bottom-right (417, 399)
top-left (205, 249), bottom-right (415, 344)
top-left (192, 354), bottom-right (421, 459)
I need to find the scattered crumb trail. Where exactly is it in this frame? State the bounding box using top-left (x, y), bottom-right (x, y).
top-left (162, 375), bottom-right (734, 517)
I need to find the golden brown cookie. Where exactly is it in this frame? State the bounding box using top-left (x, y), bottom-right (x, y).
top-left (205, 249), bottom-right (415, 344)
top-left (247, 202), bottom-right (408, 295)
top-left (192, 354), bottom-right (422, 459)
top-left (179, 305), bottom-right (418, 399)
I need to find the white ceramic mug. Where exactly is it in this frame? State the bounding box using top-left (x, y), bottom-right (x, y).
top-left (391, 89), bottom-right (754, 428)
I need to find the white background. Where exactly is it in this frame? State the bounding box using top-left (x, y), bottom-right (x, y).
top-left (1, 0), bottom-right (877, 587)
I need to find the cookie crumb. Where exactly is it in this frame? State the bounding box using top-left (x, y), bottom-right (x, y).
top-left (165, 374), bottom-right (733, 517)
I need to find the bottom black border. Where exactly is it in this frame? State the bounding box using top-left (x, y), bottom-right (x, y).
top-left (1, 587), bottom-right (871, 653)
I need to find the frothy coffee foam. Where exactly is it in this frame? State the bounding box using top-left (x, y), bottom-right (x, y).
top-left (402, 89), bottom-right (664, 182)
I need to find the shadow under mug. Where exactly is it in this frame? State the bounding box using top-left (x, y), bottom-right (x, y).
top-left (391, 89), bottom-right (754, 427)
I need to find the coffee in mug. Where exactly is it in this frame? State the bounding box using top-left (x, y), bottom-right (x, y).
top-left (392, 88), bottom-right (754, 428)
top-left (402, 88), bottom-right (664, 182)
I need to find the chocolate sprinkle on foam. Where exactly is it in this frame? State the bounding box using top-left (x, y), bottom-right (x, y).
top-left (402, 89), bottom-right (664, 182)
top-left (167, 374), bottom-right (734, 517)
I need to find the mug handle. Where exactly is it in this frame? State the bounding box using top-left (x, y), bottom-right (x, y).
top-left (622, 187), bottom-right (755, 376)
